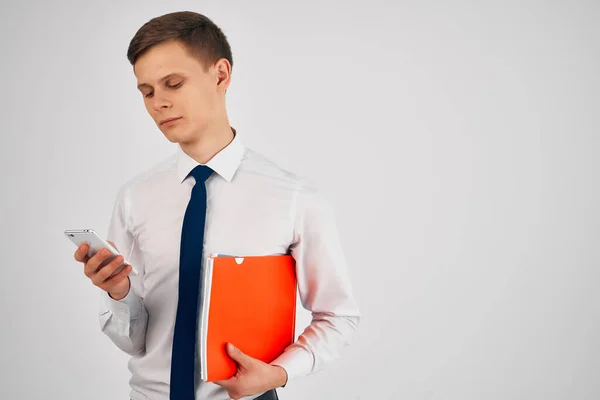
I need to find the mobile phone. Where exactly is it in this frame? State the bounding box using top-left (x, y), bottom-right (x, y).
top-left (64, 229), bottom-right (139, 276)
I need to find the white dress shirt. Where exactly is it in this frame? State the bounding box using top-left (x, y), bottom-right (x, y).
top-left (99, 129), bottom-right (360, 400)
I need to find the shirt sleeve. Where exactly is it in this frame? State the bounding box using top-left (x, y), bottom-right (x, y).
top-left (98, 182), bottom-right (148, 356)
top-left (270, 180), bottom-right (361, 384)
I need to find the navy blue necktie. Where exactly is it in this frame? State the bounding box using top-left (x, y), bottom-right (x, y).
top-left (170, 165), bottom-right (213, 400)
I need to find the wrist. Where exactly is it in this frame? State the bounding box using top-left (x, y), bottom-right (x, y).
top-left (272, 365), bottom-right (288, 388)
top-left (108, 283), bottom-right (130, 301)
top-left (108, 278), bottom-right (131, 301)
top-left (108, 290), bottom-right (127, 301)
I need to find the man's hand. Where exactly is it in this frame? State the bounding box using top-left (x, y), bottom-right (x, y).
top-left (74, 240), bottom-right (132, 300)
top-left (214, 343), bottom-right (288, 400)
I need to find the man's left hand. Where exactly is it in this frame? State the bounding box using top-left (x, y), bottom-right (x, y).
top-left (213, 343), bottom-right (288, 400)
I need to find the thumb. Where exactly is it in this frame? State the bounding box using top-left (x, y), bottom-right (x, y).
top-left (227, 343), bottom-right (251, 366)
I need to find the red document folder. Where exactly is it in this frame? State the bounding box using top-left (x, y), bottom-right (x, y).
top-left (199, 254), bottom-right (297, 382)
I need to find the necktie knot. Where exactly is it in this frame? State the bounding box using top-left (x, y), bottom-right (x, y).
top-left (190, 165), bottom-right (213, 184)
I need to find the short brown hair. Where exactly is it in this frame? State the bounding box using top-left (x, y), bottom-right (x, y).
top-left (127, 11), bottom-right (233, 72)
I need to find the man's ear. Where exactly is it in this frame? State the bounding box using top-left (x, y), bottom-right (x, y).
top-left (214, 59), bottom-right (231, 89)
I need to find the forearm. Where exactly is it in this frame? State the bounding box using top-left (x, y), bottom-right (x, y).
top-left (271, 312), bottom-right (360, 381)
top-left (99, 288), bottom-right (148, 356)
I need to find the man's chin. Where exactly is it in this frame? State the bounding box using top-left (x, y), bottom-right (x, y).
top-left (161, 130), bottom-right (185, 144)
top-left (165, 136), bottom-right (180, 144)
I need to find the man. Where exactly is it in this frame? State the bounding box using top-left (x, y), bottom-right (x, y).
top-left (73, 11), bottom-right (360, 400)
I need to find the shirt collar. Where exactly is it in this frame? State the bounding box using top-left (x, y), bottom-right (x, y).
top-left (176, 127), bottom-right (245, 184)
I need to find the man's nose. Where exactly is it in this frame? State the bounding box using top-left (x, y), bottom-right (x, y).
top-left (152, 92), bottom-right (172, 111)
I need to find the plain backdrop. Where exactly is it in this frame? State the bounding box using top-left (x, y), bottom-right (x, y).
top-left (1, 1), bottom-right (599, 399)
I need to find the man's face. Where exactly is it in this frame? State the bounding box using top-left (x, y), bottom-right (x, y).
top-left (133, 40), bottom-right (227, 144)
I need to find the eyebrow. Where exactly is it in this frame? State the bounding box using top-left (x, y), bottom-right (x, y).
top-left (137, 73), bottom-right (185, 90)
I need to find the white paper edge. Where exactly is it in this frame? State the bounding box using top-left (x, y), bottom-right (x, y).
top-left (200, 256), bottom-right (214, 381)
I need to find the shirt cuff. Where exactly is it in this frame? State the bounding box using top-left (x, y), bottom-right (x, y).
top-left (102, 287), bottom-right (143, 320)
top-left (270, 346), bottom-right (314, 385)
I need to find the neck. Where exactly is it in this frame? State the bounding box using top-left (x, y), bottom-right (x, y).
top-left (179, 120), bottom-right (235, 165)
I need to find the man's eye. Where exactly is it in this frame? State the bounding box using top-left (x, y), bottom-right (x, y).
top-left (143, 82), bottom-right (180, 98)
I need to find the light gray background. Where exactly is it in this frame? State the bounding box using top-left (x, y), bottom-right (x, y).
top-left (1, 1), bottom-right (598, 399)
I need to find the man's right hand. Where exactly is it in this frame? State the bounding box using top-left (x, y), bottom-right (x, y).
top-left (74, 241), bottom-right (133, 300)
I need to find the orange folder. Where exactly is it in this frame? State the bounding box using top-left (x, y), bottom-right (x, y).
top-left (199, 254), bottom-right (297, 382)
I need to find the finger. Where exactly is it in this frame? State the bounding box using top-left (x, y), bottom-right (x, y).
top-left (102, 264), bottom-right (132, 289)
top-left (107, 240), bottom-right (119, 251)
top-left (84, 248), bottom-right (113, 277)
top-left (93, 255), bottom-right (125, 285)
top-left (213, 378), bottom-right (233, 388)
top-left (74, 243), bottom-right (90, 263)
top-left (226, 343), bottom-right (252, 366)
